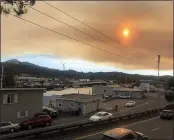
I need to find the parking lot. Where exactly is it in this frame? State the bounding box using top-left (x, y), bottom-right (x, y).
top-left (51, 92), bottom-right (167, 125)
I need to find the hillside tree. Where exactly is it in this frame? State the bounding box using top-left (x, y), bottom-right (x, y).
top-left (1, 0), bottom-right (35, 16)
top-left (168, 77), bottom-right (174, 89)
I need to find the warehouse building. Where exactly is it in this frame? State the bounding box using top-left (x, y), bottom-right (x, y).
top-left (92, 86), bottom-right (145, 99)
top-left (112, 88), bottom-right (145, 99)
top-left (92, 85), bottom-right (120, 96)
top-left (55, 93), bottom-right (102, 115)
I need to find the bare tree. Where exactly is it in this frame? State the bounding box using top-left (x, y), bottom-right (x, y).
top-left (1, 0), bottom-right (35, 16)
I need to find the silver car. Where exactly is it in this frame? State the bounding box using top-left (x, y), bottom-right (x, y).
top-left (0, 122), bottom-right (20, 133)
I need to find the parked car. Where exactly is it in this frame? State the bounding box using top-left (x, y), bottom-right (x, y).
top-left (118, 94), bottom-right (131, 99)
top-left (160, 110), bottom-right (174, 120)
top-left (104, 95), bottom-right (110, 99)
top-left (125, 101), bottom-right (136, 107)
top-left (20, 115), bottom-right (52, 130)
top-left (101, 128), bottom-right (148, 140)
top-left (0, 122), bottom-right (20, 133)
top-left (42, 106), bottom-right (58, 118)
top-left (90, 112), bottom-right (112, 121)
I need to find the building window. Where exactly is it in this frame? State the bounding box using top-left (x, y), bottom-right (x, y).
top-left (3, 94), bottom-right (18, 104)
top-left (59, 104), bottom-right (61, 106)
top-left (104, 90), bottom-right (106, 92)
top-left (70, 102), bottom-right (75, 107)
top-left (17, 111), bottom-right (28, 118)
top-left (7, 94), bottom-right (14, 103)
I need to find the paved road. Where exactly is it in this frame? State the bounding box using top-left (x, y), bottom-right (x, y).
top-left (52, 98), bottom-right (150, 125)
top-left (61, 117), bottom-right (172, 140)
top-left (52, 94), bottom-right (167, 126)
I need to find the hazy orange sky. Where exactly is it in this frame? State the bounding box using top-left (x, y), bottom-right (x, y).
top-left (1, 1), bottom-right (173, 74)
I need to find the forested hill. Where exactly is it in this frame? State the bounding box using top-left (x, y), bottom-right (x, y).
top-left (0, 59), bottom-right (172, 82)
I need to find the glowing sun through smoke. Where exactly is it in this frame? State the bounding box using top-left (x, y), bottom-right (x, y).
top-left (122, 28), bottom-right (130, 37)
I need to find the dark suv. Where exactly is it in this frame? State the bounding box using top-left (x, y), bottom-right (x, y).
top-left (20, 115), bottom-right (52, 130)
top-left (160, 110), bottom-right (174, 120)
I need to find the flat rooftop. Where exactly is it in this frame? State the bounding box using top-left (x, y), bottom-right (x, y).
top-left (93, 85), bottom-right (121, 88)
top-left (56, 93), bottom-right (101, 102)
top-left (106, 85), bottom-right (121, 88)
top-left (0, 88), bottom-right (46, 91)
top-left (113, 88), bottom-right (142, 92)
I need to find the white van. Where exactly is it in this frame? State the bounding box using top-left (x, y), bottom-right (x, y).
top-left (118, 94), bottom-right (131, 99)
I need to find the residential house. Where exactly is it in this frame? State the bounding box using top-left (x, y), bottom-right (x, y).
top-left (0, 88), bottom-right (45, 123)
top-left (55, 94), bottom-right (102, 115)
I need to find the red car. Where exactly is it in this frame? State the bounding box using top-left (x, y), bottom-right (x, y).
top-left (20, 115), bottom-right (52, 130)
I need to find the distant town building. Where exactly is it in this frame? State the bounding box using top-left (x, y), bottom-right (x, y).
top-left (79, 79), bottom-right (90, 82)
top-left (112, 88), bottom-right (145, 99)
top-left (92, 85), bottom-right (145, 99)
top-left (75, 81), bottom-right (107, 87)
top-left (139, 80), bottom-right (153, 83)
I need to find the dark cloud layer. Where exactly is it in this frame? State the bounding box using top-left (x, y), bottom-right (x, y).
top-left (1, 1), bottom-right (173, 71)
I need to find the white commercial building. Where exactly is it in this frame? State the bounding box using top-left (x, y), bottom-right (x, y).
top-left (92, 85), bottom-right (145, 99)
top-left (55, 94), bottom-right (102, 115)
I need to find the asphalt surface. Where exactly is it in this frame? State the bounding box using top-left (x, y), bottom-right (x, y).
top-left (52, 98), bottom-right (149, 125)
top-left (65, 117), bottom-right (173, 140)
top-left (52, 93), bottom-right (168, 126)
top-left (21, 115), bottom-right (172, 140)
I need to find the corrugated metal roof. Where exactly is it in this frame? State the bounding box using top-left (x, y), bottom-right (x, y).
top-left (55, 93), bottom-right (101, 103)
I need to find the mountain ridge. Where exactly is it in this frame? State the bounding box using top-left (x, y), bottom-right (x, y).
top-left (1, 59), bottom-right (172, 81)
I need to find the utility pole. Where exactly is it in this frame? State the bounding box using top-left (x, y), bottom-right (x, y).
top-left (126, 75), bottom-right (127, 84)
top-left (173, 99), bottom-right (174, 140)
top-left (157, 55), bottom-right (160, 112)
top-left (0, 63), bottom-right (3, 89)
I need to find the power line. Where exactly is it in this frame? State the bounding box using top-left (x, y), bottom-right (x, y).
top-left (9, 13), bottom-right (150, 67)
top-left (42, 1), bottom-right (140, 55)
top-left (27, 5), bottom-right (136, 58)
top-left (42, 1), bottom-right (158, 61)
